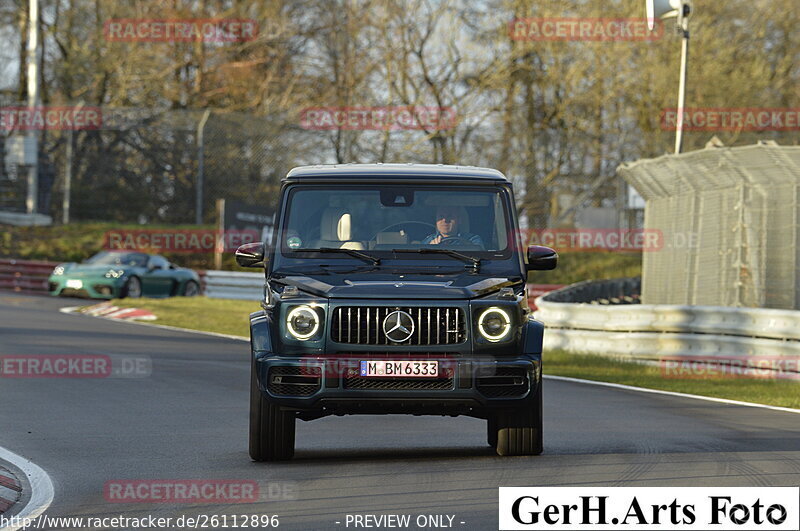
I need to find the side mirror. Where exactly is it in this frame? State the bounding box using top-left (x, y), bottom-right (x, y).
top-left (235, 242), bottom-right (266, 268)
top-left (526, 245), bottom-right (557, 271)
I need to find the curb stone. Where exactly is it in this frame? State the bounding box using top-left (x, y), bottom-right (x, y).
top-left (80, 302), bottom-right (156, 321)
top-left (0, 465), bottom-right (22, 516)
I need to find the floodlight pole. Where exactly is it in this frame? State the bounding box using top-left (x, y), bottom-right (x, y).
top-left (25, 0), bottom-right (40, 214)
top-left (674, 13), bottom-right (690, 154)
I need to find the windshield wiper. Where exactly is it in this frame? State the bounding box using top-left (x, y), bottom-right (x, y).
top-left (273, 264), bottom-right (380, 275)
top-left (296, 247), bottom-right (381, 265)
top-left (390, 248), bottom-right (480, 272)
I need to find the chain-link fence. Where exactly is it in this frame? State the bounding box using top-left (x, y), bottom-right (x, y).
top-left (619, 142), bottom-right (800, 309)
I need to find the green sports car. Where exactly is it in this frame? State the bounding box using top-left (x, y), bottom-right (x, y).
top-left (48, 251), bottom-right (201, 299)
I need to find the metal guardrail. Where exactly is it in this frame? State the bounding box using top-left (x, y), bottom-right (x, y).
top-left (535, 278), bottom-right (800, 366)
top-left (0, 259), bottom-right (56, 293)
top-left (541, 329), bottom-right (800, 360)
top-left (537, 299), bottom-right (800, 342)
top-left (203, 270), bottom-right (264, 300)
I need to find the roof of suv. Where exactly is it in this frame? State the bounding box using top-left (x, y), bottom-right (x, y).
top-left (284, 163), bottom-right (508, 183)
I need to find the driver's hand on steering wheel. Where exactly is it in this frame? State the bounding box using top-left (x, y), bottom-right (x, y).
top-left (430, 235), bottom-right (444, 244)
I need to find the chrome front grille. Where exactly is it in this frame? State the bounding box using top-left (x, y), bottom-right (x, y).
top-left (331, 306), bottom-right (466, 345)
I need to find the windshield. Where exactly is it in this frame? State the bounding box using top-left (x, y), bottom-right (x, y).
top-left (278, 185), bottom-right (512, 259)
top-left (85, 251), bottom-right (148, 267)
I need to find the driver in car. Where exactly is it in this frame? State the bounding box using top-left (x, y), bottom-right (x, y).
top-left (422, 205), bottom-right (484, 247)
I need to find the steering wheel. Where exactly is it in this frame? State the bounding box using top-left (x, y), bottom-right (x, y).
top-left (437, 236), bottom-right (470, 246)
top-left (371, 221), bottom-right (436, 242)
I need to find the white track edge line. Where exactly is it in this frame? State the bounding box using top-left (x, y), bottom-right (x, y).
top-left (544, 374), bottom-right (800, 415)
top-left (0, 446), bottom-right (54, 531)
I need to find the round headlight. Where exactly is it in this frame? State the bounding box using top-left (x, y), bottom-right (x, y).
top-left (286, 305), bottom-right (320, 340)
top-left (53, 266), bottom-right (65, 275)
top-left (104, 269), bottom-right (124, 278)
top-left (478, 307), bottom-right (511, 342)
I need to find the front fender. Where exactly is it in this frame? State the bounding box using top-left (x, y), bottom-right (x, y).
top-left (250, 310), bottom-right (275, 360)
top-left (522, 317), bottom-right (545, 357)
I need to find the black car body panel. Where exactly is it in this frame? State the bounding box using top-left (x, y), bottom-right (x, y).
top-left (245, 164), bottom-right (555, 459)
top-left (250, 306), bottom-right (544, 419)
top-left (274, 275), bottom-right (520, 299)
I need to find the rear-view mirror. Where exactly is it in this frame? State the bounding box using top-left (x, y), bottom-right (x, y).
top-left (526, 245), bottom-right (558, 271)
top-left (235, 242), bottom-right (266, 268)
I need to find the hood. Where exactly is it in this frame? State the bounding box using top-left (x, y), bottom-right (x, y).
top-left (275, 272), bottom-right (520, 300)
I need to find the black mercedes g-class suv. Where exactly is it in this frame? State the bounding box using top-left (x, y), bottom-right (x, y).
top-left (236, 164), bottom-right (557, 460)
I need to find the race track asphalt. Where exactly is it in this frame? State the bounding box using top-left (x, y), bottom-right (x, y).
top-left (0, 293), bottom-right (798, 530)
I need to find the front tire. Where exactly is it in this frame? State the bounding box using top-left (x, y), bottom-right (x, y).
top-left (249, 362), bottom-right (295, 461)
top-left (182, 280), bottom-right (200, 296)
top-left (121, 276), bottom-right (142, 299)
top-left (491, 380), bottom-right (543, 456)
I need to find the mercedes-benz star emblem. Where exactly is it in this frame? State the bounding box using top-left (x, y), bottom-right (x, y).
top-left (382, 310), bottom-right (415, 343)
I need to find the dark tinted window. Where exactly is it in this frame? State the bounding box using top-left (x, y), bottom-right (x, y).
top-left (280, 185), bottom-right (511, 255)
top-left (148, 256), bottom-right (170, 270)
top-left (85, 252), bottom-right (148, 267)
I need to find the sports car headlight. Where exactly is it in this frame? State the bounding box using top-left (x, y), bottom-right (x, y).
top-left (478, 307), bottom-right (511, 342)
top-left (104, 269), bottom-right (125, 279)
top-left (286, 305), bottom-right (320, 340)
top-left (52, 266), bottom-right (65, 275)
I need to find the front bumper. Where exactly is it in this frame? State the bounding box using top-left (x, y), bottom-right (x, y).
top-left (48, 276), bottom-right (124, 299)
top-left (254, 354), bottom-right (541, 418)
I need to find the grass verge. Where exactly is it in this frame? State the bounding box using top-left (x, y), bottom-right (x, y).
top-left (108, 296), bottom-right (256, 337)
top-left (547, 351), bottom-right (800, 409)
top-left (97, 297), bottom-right (798, 410)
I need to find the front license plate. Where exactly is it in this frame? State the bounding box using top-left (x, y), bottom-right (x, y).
top-left (66, 279), bottom-right (83, 289)
top-left (360, 360), bottom-right (439, 378)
